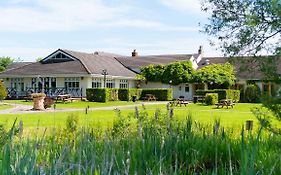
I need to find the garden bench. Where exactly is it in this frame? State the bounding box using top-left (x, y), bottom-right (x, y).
top-left (144, 94), bottom-right (157, 101)
top-left (215, 99), bottom-right (235, 109)
top-left (176, 96), bottom-right (189, 107)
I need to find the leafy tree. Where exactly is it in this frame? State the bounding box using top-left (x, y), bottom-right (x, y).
top-left (0, 57), bottom-right (14, 72)
top-left (140, 64), bottom-right (165, 82)
top-left (193, 63), bottom-right (236, 88)
top-left (140, 61), bottom-right (194, 85)
top-left (202, 0), bottom-right (281, 56)
top-left (162, 61), bottom-right (194, 85)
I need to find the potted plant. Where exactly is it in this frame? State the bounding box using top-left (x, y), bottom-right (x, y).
top-left (31, 93), bottom-right (46, 110)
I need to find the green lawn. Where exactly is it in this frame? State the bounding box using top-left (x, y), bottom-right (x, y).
top-left (4, 100), bottom-right (141, 109)
top-left (0, 103), bottom-right (12, 110)
top-left (0, 102), bottom-right (272, 135)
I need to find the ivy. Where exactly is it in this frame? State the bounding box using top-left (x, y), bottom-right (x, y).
top-left (140, 61), bottom-right (236, 87)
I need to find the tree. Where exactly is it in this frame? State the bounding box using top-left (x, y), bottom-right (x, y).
top-left (0, 81), bottom-right (7, 100)
top-left (140, 61), bottom-right (194, 85)
top-left (0, 57), bottom-right (14, 72)
top-left (201, 0), bottom-right (281, 56)
top-left (162, 61), bottom-right (194, 85)
top-left (193, 63), bottom-right (236, 88)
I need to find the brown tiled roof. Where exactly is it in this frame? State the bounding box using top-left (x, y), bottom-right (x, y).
top-left (6, 62), bottom-right (33, 70)
top-left (0, 49), bottom-right (136, 78)
top-left (115, 54), bottom-right (194, 73)
top-left (62, 50), bottom-right (136, 77)
top-left (198, 56), bottom-right (281, 80)
top-left (0, 60), bottom-right (88, 76)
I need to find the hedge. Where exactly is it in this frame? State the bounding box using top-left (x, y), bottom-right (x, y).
top-left (205, 93), bottom-right (218, 105)
top-left (118, 89), bottom-right (142, 101)
top-left (86, 88), bottom-right (119, 102)
top-left (141, 88), bottom-right (173, 101)
top-left (244, 84), bottom-right (261, 103)
top-left (196, 89), bottom-right (240, 102)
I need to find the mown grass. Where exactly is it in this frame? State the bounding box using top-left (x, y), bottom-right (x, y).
top-left (4, 99), bottom-right (140, 108)
top-left (0, 107), bottom-right (281, 174)
top-left (0, 103), bottom-right (273, 136)
top-left (0, 103), bottom-right (12, 110)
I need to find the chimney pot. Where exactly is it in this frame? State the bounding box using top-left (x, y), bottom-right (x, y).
top-left (198, 45), bottom-right (203, 55)
top-left (132, 49), bottom-right (138, 57)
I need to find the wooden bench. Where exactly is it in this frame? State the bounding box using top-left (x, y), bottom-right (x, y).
top-left (144, 94), bottom-right (157, 101)
top-left (175, 96), bottom-right (189, 107)
top-left (215, 99), bottom-right (235, 109)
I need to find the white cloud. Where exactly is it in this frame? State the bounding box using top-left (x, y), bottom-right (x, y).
top-left (159, 0), bottom-right (204, 14)
top-left (0, 0), bottom-right (198, 32)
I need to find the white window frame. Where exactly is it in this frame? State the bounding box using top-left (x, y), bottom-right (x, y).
top-left (65, 77), bottom-right (80, 90)
top-left (106, 79), bottom-right (115, 88)
top-left (92, 78), bottom-right (102, 88)
top-left (119, 79), bottom-right (128, 89)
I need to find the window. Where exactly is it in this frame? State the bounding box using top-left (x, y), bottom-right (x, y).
top-left (119, 79), bottom-right (128, 89)
top-left (92, 78), bottom-right (102, 88)
top-left (11, 78), bottom-right (24, 91)
top-left (65, 77), bottom-right (80, 90)
top-left (106, 79), bottom-right (115, 88)
top-left (185, 84), bottom-right (190, 92)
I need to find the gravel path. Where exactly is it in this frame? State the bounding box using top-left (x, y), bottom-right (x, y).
top-left (0, 101), bottom-right (169, 114)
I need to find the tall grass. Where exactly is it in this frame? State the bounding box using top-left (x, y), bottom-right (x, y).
top-left (0, 107), bottom-right (281, 174)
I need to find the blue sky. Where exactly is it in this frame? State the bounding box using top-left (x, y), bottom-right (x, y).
top-left (0, 0), bottom-right (222, 61)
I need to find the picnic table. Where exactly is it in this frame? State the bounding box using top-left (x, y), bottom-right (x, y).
top-left (56, 94), bottom-right (71, 103)
top-left (215, 99), bottom-right (235, 108)
top-left (169, 96), bottom-right (189, 107)
top-left (193, 95), bottom-right (205, 103)
top-left (144, 94), bottom-right (156, 101)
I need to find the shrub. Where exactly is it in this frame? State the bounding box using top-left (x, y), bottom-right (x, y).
top-left (0, 81), bottom-right (7, 100)
top-left (245, 84), bottom-right (261, 103)
top-left (86, 88), bottom-right (111, 102)
top-left (118, 89), bottom-right (142, 101)
top-left (196, 89), bottom-right (240, 101)
top-left (66, 114), bottom-right (79, 133)
top-left (205, 93), bottom-right (218, 105)
top-left (141, 88), bottom-right (172, 101)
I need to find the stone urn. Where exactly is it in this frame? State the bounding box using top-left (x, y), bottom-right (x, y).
top-left (31, 93), bottom-right (46, 110)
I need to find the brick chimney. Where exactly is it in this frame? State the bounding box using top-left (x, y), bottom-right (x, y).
top-left (132, 49), bottom-right (138, 57)
top-left (198, 45), bottom-right (203, 55)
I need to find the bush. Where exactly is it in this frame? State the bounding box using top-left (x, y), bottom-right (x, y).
top-left (0, 81), bottom-right (7, 100)
top-left (86, 88), bottom-right (111, 102)
top-left (141, 88), bottom-right (173, 101)
top-left (196, 89), bottom-right (240, 102)
top-left (245, 84), bottom-right (261, 103)
top-left (118, 88), bottom-right (142, 101)
top-left (205, 93), bottom-right (218, 105)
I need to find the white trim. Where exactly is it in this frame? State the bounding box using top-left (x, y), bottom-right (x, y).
top-left (42, 50), bottom-right (77, 62)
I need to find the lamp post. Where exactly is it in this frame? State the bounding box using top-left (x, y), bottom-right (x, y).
top-left (169, 80), bottom-right (172, 88)
top-left (101, 69), bottom-right (108, 88)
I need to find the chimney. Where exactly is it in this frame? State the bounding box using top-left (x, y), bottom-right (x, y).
top-left (132, 49), bottom-right (138, 57)
top-left (198, 45), bottom-right (203, 55)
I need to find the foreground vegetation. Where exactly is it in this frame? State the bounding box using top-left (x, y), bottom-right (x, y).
top-left (0, 106), bottom-right (280, 174)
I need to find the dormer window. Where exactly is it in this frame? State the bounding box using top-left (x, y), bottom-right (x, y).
top-left (41, 50), bottom-right (76, 64)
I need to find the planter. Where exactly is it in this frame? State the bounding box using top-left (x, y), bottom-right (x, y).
top-left (32, 93), bottom-right (46, 110)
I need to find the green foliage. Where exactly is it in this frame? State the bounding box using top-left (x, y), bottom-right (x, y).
top-left (140, 61), bottom-right (194, 85)
top-left (162, 61), bottom-right (194, 85)
top-left (194, 63), bottom-right (236, 88)
top-left (66, 113), bottom-right (79, 133)
top-left (202, 0), bottom-right (281, 56)
top-left (196, 89), bottom-right (240, 101)
top-left (0, 56), bottom-right (14, 72)
top-left (141, 88), bottom-right (172, 101)
top-left (140, 64), bottom-right (165, 82)
top-left (245, 84), bottom-right (261, 103)
top-left (86, 88), bottom-right (111, 102)
top-left (118, 88), bottom-right (142, 101)
top-left (0, 81), bottom-right (7, 100)
top-left (205, 93), bottom-right (218, 105)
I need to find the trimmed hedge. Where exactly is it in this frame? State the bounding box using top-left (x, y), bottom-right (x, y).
top-left (87, 88), bottom-right (173, 102)
top-left (196, 89), bottom-right (240, 102)
top-left (205, 93), bottom-right (218, 105)
top-left (245, 84), bottom-right (261, 103)
top-left (141, 88), bottom-right (173, 101)
top-left (86, 88), bottom-right (119, 102)
top-left (118, 89), bottom-right (142, 101)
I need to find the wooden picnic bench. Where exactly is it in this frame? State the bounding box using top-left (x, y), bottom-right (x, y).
top-left (215, 99), bottom-right (235, 109)
top-left (169, 96), bottom-right (189, 107)
top-left (144, 94), bottom-right (157, 101)
top-left (56, 94), bottom-right (71, 103)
